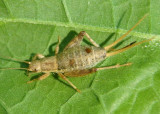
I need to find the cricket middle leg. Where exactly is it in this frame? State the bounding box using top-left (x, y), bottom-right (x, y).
top-left (57, 73), bottom-right (81, 92)
top-left (55, 36), bottom-right (61, 55)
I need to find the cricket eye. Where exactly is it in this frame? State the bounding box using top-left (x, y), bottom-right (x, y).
top-left (34, 69), bottom-right (38, 72)
top-left (30, 68), bottom-right (37, 72)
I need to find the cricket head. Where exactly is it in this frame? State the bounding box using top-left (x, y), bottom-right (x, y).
top-left (28, 60), bottom-right (41, 72)
top-left (28, 56), bottom-right (58, 72)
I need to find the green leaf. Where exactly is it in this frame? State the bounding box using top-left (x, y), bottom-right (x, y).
top-left (0, 0), bottom-right (160, 114)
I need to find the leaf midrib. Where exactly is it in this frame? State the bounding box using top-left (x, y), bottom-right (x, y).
top-left (0, 18), bottom-right (158, 40)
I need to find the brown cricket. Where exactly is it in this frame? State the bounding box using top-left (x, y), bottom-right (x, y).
top-left (0, 14), bottom-right (153, 92)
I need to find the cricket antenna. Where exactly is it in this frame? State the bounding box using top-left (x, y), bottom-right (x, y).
top-left (0, 55), bottom-right (30, 64)
top-left (0, 55), bottom-right (30, 71)
top-left (0, 68), bottom-right (28, 70)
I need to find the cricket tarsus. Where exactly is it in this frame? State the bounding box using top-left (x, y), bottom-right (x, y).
top-left (0, 14), bottom-right (153, 92)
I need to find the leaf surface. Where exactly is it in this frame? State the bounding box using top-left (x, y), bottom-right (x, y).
top-left (0, 0), bottom-right (160, 114)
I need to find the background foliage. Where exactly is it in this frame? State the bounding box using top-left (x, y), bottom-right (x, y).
top-left (0, 0), bottom-right (160, 114)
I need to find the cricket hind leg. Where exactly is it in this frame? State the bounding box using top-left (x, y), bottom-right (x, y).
top-left (60, 63), bottom-right (131, 92)
top-left (104, 14), bottom-right (148, 51)
top-left (64, 63), bottom-right (131, 77)
top-left (95, 63), bottom-right (132, 71)
top-left (57, 73), bottom-right (80, 92)
top-left (64, 69), bottom-right (97, 77)
top-left (64, 31), bottom-right (99, 50)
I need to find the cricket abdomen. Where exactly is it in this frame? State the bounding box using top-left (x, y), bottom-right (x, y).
top-left (57, 46), bottom-right (106, 72)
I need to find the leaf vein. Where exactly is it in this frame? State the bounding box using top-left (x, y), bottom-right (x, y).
top-left (0, 18), bottom-right (158, 41)
top-left (1, 0), bottom-right (13, 17)
top-left (0, 99), bottom-right (9, 113)
top-left (62, 0), bottom-right (72, 23)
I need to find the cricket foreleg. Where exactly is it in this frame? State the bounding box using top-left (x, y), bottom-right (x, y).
top-left (64, 31), bottom-right (99, 50)
top-left (32, 54), bottom-right (45, 61)
top-left (55, 36), bottom-right (61, 55)
top-left (27, 73), bottom-right (50, 83)
top-left (57, 73), bottom-right (80, 92)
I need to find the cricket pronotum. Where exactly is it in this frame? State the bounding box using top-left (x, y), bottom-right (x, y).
top-left (0, 14), bottom-right (154, 92)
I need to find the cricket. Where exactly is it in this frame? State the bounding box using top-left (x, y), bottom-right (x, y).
top-left (0, 14), bottom-right (154, 92)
